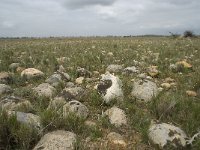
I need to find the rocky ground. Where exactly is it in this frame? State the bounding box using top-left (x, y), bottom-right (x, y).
top-left (0, 37), bottom-right (200, 149)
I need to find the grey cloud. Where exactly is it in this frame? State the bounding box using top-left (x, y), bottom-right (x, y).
top-left (0, 0), bottom-right (199, 37)
top-left (64, 0), bottom-right (117, 9)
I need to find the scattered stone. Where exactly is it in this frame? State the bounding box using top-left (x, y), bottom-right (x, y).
top-left (105, 106), bottom-right (127, 127)
top-left (0, 84), bottom-right (12, 96)
top-left (107, 132), bottom-right (126, 147)
top-left (57, 71), bottom-right (71, 81)
top-left (169, 64), bottom-right (178, 72)
top-left (97, 72), bottom-right (123, 104)
top-left (148, 122), bottom-right (187, 149)
top-left (0, 96), bottom-right (33, 112)
top-left (85, 120), bottom-right (97, 127)
top-left (75, 77), bottom-right (84, 84)
top-left (0, 72), bottom-right (11, 84)
top-left (170, 82), bottom-right (176, 87)
top-left (170, 60), bottom-right (192, 73)
top-left (45, 73), bottom-right (62, 87)
top-left (9, 63), bottom-right (20, 72)
top-left (59, 86), bottom-right (84, 101)
top-left (153, 53), bottom-right (160, 61)
top-left (85, 77), bottom-right (98, 83)
top-left (56, 57), bottom-right (69, 64)
top-left (76, 67), bottom-right (92, 78)
top-left (147, 66), bottom-right (159, 77)
top-left (106, 64), bottom-right (123, 73)
top-left (123, 66), bottom-right (139, 74)
top-left (21, 68), bottom-right (44, 80)
top-left (107, 52), bottom-right (114, 56)
top-left (66, 82), bottom-right (75, 88)
top-left (137, 73), bottom-right (147, 79)
top-left (161, 83), bottom-right (171, 89)
top-left (33, 130), bottom-right (76, 150)
top-left (176, 60), bottom-right (192, 69)
top-left (58, 65), bottom-right (66, 72)
top-left (131, 80), bottom-right (159, 102)
top-left (33, 83), bottom-right (56, 98)
top-left (93, 71), bottom-right (100, 76)
top-left (8, 111), bottom-right (41, 129)
top-left (164, 77), bottom-right (175, 83)
top-left (146, 76), bottom-right (153, 80)
top-left (63, 100), bottom-right (89, 119)
top-left (186, 90), bottom-right (197, 97)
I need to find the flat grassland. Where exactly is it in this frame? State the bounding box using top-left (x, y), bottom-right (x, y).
top-left (0, 37), bottom-right (200, 149)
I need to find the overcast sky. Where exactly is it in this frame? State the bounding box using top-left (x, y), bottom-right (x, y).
top-left (0, 0), bottom-right (200, 37)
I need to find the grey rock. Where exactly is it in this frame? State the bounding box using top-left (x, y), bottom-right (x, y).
top-left (63, 100), bottom-right (89, 119)
top-left (57, 71), bottom-right (71, 81)
top-left (123, 66), bottom-right (139, 74)
top-left (58, 65), bottom-right (66, 72)
top-left (8, 111), bottom-right (41, 129)
top-left (59, 86), bottom-right (84, 101)
top-left (0, 84), bottom-right (12, 96)
top-left (131, 80), bottom-right (158, 102)
top-left (9, 63), bottom-right (20, 72)
top-left (148, 122), bottom-right (187, 149)
top-left (105, 106), bottom-right (127, 127)
top-left (106, 64), bottom-right (123, 73)
top-left (137, 73), bottom-right (147, 79)
top-left (33, 83), bottom-right (56, 98)
top-left (45, 73), bottom-right (62, 87)
top-left (97, 72), bottom-right (123, 104)
top-left (66, 82), bottom-right (75, 88)
top-left (33, 130), bottom-right (76, 150)
top-left (0, 96), bottom-right (33, 112)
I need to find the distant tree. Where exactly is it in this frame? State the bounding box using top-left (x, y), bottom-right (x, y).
top-left (183, 30), bottom-right (195, 38)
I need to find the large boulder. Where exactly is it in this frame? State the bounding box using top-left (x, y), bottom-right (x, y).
top-left (148, 122), bottom-right (188, 149)
top-left (106, 64), bottom-right (123, 73)
top-left (131, 80), bottom-right (158, 102)
top-left (33, 83), bottom-right (56, 98)
top-left (0, 84), bottom-right (12, 96)
top-left (63, 100), bottom-right (89, 119)
top-left (97, 72), bottom-right (123, 104)
top-left (33, 130), bottom-right (76, 150)
top-left (105, 106), bottom-right (127, 127)
top-left (0, 96), bottom-right (33, 112)
top-left (21, 68), bottom-right (44, 80)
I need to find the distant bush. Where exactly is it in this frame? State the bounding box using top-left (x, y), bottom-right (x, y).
top-left (183, 30), bottom-right (195, 38)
